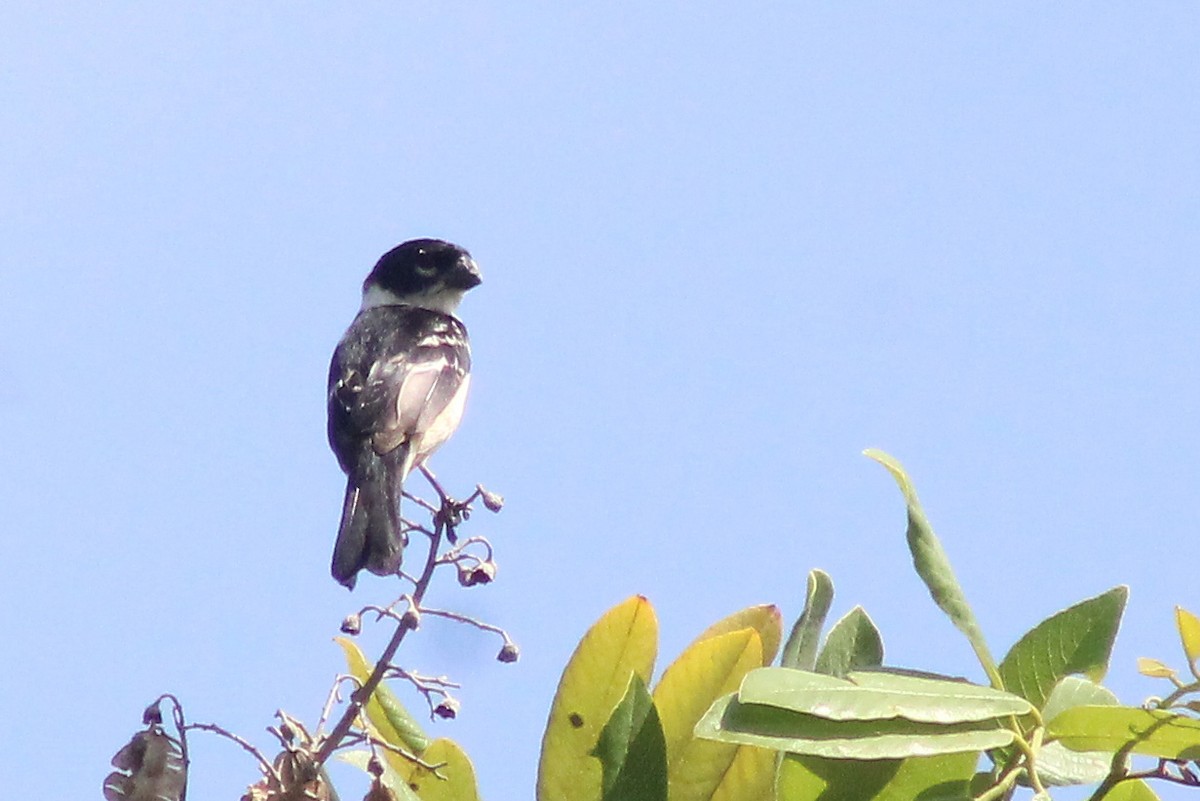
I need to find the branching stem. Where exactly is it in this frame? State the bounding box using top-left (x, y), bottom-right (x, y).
top-left (314, 489), bottom-right (449, 765)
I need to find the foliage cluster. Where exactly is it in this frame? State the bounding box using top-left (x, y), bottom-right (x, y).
top-left (530, 451), bottom-right (1200, 801)
top-left (104, 452), bottom-right (1200, 800)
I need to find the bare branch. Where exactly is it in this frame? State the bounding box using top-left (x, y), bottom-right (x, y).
top-left (185, 721), bottom-right (277, 779)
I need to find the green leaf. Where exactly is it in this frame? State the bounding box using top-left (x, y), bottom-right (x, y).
top-left (737, 667), bottom-right (1031, 723)
top-left (538, 596), bottom-right (658, 801)
top-left (776, 755), bottom-right (898, 801)
top-left (1041, 675), bottom-right (1118, 718)
top-left (696, 693), bottom-right (1013, 759)
top-left (339, 750), bottom-right (422, 801)
top-left (1176, 606), bottom-right (1200, 669)
top-left (777, 752), bottom-right (976, 801)
top-left (340, 732), bottom-right (482, 800)
top-left (1103, 780), bottom-right (1162, 801)
top-left (867, 754), bottom-right (976, 801)
top-left (1047, 705), bottom-right (1200, 760)
top-left (335, 636), bottom-right (430, 754)
top-left (864, 450), bottom-right (998, 682)
top-left (392, 738), bottom-right (482, 801)
top-left (591, 674), bottom-right (668, 801)
top-left (1033, 676), bottom-right (1120, 786)
top-left (997, 586), bottom-right (1128, 710)
top-left (781, 570), bottom-right (834, 670)
top-left (815, 606), bottom-right (884, 678)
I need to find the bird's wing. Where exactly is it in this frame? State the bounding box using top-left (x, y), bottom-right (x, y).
top-left (329, 309), bottom-right (470, 472)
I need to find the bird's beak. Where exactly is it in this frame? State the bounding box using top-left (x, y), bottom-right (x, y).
top-left (448, 255), bottom-right (483, 290)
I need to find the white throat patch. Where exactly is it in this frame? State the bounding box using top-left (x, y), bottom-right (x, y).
top-left (360, 283), bottom-right (467, 315)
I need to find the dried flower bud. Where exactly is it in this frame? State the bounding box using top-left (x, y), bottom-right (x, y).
top-left (401, 607), bottom-right (421, 631)
top-left (480, 488), bottom-right (505, 513)
top-left (141, 702), bottom-right (164, 726)
top-left (437, 505), bottom-right (468, 532)
top-left (497, 643), bottom-right (520, 663)
top-left (365, 777), bottom-right (400, 801)
top-left (433, 697), bottom-right (460, 719)
top-left (340, 613), bottom-right (362, 636)
top-left (272, 751), bottom-right (330, 800)
top-left (457, 561), bottom-right (497, 587)
top-left (240, 784), bottom-right (270, 801)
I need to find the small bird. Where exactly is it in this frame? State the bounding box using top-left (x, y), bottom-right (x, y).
top-left (327, 239), bottom-right (482, 589)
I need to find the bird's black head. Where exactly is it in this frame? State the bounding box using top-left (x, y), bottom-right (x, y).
top-left (361, 238), bottom-right (482, 314)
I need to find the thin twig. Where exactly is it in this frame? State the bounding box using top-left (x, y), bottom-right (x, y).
top-left (317, 675), bottom-right (362, 734)
top-left (402, 491), bottom-right (441, 516)
top-left (1125, 758), bottom-right (1200, 786)
top-left (436, 536), bottom-right (494, 566)
top-left (420, 466), bottom-right (483, 541)
top-left (379, 667), bottom-right (461, 717)
top-left (973, 762), bottom-right (1021, 801)
top-left (147, 694), bottom-right (190, 801)
top-left (359, 602), bottom-right (410, 627)
top-left (418, 607), bottom-right (515, 646)
top-left (385, 669), bottom-right (461, 690)
top-left (368, 736), bottom-right (450, 776)
top-left (1149, 679), bottom-right (1200, 711)
top-left (1087, 739), bottom-right (1139, 800)
top-left (186, 721), bottom-right (277, 779)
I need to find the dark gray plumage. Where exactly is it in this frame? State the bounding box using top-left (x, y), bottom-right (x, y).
top-left (328, 240), bottom-right (481, 589)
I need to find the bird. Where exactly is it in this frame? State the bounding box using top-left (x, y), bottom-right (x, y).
top-left (327, 239), bottom-right (482, 589)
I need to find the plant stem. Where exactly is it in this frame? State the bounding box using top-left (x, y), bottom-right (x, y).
top-left (315, 514), bottom-right (446, 765)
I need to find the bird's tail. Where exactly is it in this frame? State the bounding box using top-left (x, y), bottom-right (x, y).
top-left (331, 447), bottom-right (407, 589)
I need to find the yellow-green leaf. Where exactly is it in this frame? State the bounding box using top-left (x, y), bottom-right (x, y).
top-left (710, 745), bottom-right (774, 801)
top-left (338, 750), bottom-right (421, 801)
top-left (335, 636), bottom-right (430, 753)
top-left (654, 628), bottom-right (763, 801)
top-left (1136, 657), bottom-right (1177, 680)
top-left (777, 752), bottom-right (977, 801)
top-left (1034, 676), bottom-right (1120, 786)
top-left (690, 605), bottom-right (782, 667)
top-left (1048, 706), bottom-right (1200, 759)
top-left (387, 737), bottom-right (481, 801)
top-left (777, 753), bottom-right (898, 801)
top-left (1176, 606), bottom-right (1200, 668)
top-left (537, 596), bottom-right (659, 801)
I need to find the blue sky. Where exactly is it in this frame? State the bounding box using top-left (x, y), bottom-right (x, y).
top-left (3, 4), bottom-right (1199, 799)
